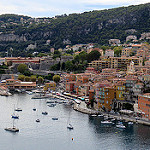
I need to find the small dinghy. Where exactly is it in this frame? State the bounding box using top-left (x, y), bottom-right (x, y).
top-left (42, 111), bottom-right (48, 115)
top-left (67, 124), bottom-right (73, 130)
top-left (36, 119), bottom-right (40, 122)
top-left (52, 118), bottom-right (58, 120)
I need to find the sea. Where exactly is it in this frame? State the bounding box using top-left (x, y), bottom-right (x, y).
top-left (0, 93), bottom-right (150, 150)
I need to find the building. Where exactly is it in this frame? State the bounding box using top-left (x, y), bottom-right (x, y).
top-left (109, 39), bottom-right (120, 45)
top-left (66, 81), bottom-right (76, 93)
top-left (105, 49), bottom-right (114, 57)
top-left (88, 60), bottom-right (110, 71)
top-left (95, 81), bottom-right (114, 111)
top-left (5, 57), bottom-right (40, 65)
top-left (89, 56), bottom-right (143, 71)
top-left (121, 48), bottom-right (132, 57)
top-left (44, 81), bottom-right (56, 91)
top-left (4, 79), bottom-right (36, 90)
top-left (109, 56), bottom-right (143, 71)
top-left (138, 93), bottom-right (150, 120)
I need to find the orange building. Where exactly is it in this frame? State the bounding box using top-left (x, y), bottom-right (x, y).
top-left (65, 74), bottom-right (76, 82)
top-left (66, 81), bottom-right (76, 93)
top-left (138, 93), bottom-right (150, 120)
top-left (5, 57), bottom-right (40, 65)
top-left (95, 81), bottom-right (115, 111)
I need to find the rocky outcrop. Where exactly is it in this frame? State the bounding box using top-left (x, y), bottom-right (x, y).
top-left (0, 33), bottom-right (27, 42)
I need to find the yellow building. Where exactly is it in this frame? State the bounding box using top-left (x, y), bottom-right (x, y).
top-left (121, 48), bottom-right (132, 57)
top-left (115, 82), bottom-right (125, 101)
top-left (44, 81), bottom-right (56, 91)
top-left (88, 56), bottom-right (142, 71)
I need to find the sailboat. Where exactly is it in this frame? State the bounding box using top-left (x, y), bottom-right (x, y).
top-left (12, 105), bottom-right (19, 119)
top-left (5, 119), bottom-right (19, 132)
top-left (67, 109), bottom-right (73, 130)
top-left (15, 97), bottom-right (22, 112)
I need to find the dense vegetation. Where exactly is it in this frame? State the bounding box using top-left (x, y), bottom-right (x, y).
top-left (50, 50), bottom-right (101, 72)
top-left (0, 3), bottom-right (150, 56)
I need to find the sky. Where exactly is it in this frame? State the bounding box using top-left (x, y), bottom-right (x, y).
top-left (0, 0), bottom-right (150, 18)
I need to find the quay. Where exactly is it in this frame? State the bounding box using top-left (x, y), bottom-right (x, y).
top-left (50, 92), bottom-right (150, 126)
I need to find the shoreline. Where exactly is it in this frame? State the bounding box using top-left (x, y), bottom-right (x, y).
top-left (52, 93), bottom-right (150, 126)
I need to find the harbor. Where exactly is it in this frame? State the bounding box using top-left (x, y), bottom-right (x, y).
top-left (1, 93), bottom-right (150, 150)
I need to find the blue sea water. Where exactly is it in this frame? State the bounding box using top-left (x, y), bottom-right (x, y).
top-left (0, 93), bottom-right (150, 150)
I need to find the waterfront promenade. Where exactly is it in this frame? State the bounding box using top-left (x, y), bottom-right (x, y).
top-left (73, 99), bottom-right (150, 126)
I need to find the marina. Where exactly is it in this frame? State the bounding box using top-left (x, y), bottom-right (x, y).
top-left (1, 93), bottom-right (150, 150)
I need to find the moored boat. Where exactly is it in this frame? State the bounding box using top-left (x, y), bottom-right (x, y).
top-left (42, 111), bottom-right (48, 115)
top-left (33, 108), bottom-right (36, 111)
top-left (52, 117), bottom-right (58, 120)
top-left (36, 119), bottom-right (40, 122)
top-left (11, 114), bottom-right (19, 119)
top-left (128, 121), bottom-right (134, 125)
top-left (101, 120), bottom-right (113, 125)
top-left (116, 122), bottom-right (126, 129)
top-left (5, 127), bottom-right (19, 132)
top-left (48, 104), bottom-right (56, 107)
top-left (67, 124), bottom-right (73, 130)
top-left (15, 108), bottom-right (22, 112)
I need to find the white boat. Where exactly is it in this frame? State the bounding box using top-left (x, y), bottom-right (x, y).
top-left (128, 122), bottom-right (133, 125)
top-left (91, 114), bottom-right (97, 117)
top-left (116, 122), bottom-right (126, 129)
top-left (97, 114), bottom-right (104, 117)
top-left (101, 120), bottom-right (113, 125)
top-left (26, 91), bottom-right (33, 95)
top-left (5, 119), bottom-right (19, 132)
top-left (67, 124), bottom-right (73, 130)
top-left (5, 127), bottom-right (19, 132)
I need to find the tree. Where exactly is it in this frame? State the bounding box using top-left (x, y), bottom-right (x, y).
top-left (31, 75), bottom-right (37, 82)
top-left (65, 61), bottom-right (73, 71)
top-left (25, 76), bottom-right (31, 82)
top-left (53, 75), bottom-right (60, 83)
top-left (17, 64), bottom-right (28, 74)
top-left (18, 74), bottom-right (25, 81)
top-left (79, 51), bottom-right (87, 63)
top-left (113, 46), bottom-right (122, 57)
top-left (38, 76), bottom-right (44, 84)
top-left (87, 50), bottom-right (101, 62)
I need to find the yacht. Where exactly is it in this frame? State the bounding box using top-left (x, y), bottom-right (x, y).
top-left (90, 114), bottom-right (97, 117)
top-left (101, 120), bottom-right (113, 125)
top-left (128, 121), bottom-right (134, 125)
top-left (116, 122), bottom-right (126, 129)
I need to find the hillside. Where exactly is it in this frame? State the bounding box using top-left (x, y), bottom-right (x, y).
top-left (0, 3), bottom-right (150, 56)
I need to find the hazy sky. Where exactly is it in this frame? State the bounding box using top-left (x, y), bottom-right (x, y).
top-left (0, 0), bottom-right (149, 18)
